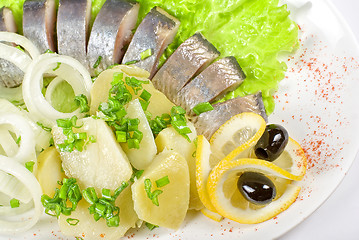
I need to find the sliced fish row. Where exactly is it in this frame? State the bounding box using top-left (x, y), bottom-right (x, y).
top-left (0, 7), bottom-right (24, 88)
top-left (23, 0), bottom-right (57, 53)
top-left (193, 93), bottom-right (268, 139)
top-left (121, 7), bottom-right (180, 78)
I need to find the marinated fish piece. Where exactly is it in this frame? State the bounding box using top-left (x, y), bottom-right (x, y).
top-left (0, 7), bottom-right (23, 88)
top-left (23, 0), bottom-right (57, 53)
top-left (193, 93), bottom-right (268, 140)
top-left (175, 56), bottom-right (245, 114)
top-left (87, 0), bottom-right (139, 75)
top-left (57, 0), bottom-right (91, 65)
top-left (121, 7), bottom-right (180, 78)
top-left (152, 32), bottom-right (220, 100)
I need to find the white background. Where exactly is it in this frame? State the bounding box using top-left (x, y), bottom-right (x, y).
top-left (279, 1), bottom-right (359, 239)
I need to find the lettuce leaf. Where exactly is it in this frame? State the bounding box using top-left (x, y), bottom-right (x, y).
top-left (1, 0), bottom-right (298, 114)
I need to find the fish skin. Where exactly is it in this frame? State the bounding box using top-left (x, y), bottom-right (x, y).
top-left (152, 32), bottom-right (220, 101)
top-left (175, 56), bottom-right (245, 115)
top-left (23, 0), bottom-right (57, 53)
top-left (87, 0), bottom-right (139, 75)
top-left (0, 8), bottom-right (23, 88)
top-left (57, 0), bottom-right (91, 66)
top-left (193, 93), bottom-right (268, 140)
top-left (121, 7), bottom-right (180, 78)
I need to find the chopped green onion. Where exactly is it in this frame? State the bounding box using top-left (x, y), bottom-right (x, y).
top-left (116, 131), bottom-right (127, 142)
top-left (140, 48), bottom-right (153, 60)
top-left (130, 169), bottom-right (144, 182)
top-left (139, 99), bottom-right (149, 111)
top-left (145, 222), bottom-right (159, 230)
top-left (139, 90), bottom-right (151, 102)
top-left (171, 106), bottom-right (186, 115)
top-left (132, 130), bottom-right (143, 142)
top-left (124, 60), bottom-right (139, 65)
top-left (16, 136), bottom-right (21, 145)
top-left (93, 56), bottom-right (103, 69)
top-left (107, 64), bottom-right (119, 69)
top-left (25, 161), bottom-right (35, 172)
top-left (127, 138), bottom-right (140, 149)
top-left (192, 102), bottom-right (214, 115)
top-left (45, 49), bottom-right (55, 54)
top-left (66, 218), bottom-right (80, 226)
top-left (15, 46), bottom-right (24, 52)
top-left (10, 198), bottom-right (20, 208)
top-left (144, 179), bottom-right (163, 206)
top-left (127, 118), bottom-right (139, 131)
top-left (113, 182), bottom-right (129, 199)
top-left (36, 122), bottom-right (52, 132)
top-left (155, 176), bottom-right (170, 188)
top-left (74, 94), bottom-right (90, 113)
top-left (53, 62), bottom-right (61, 71)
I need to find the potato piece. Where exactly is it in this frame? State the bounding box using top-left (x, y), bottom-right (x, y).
top-left (59, 187), bottom-right (138, 240)
top-left (121, 99), bottom-right (157, 170)
top-left (143, 83), bottom-right (174, 117)
top-left (52, 117), bottom-right (132, 191)
top-left (155, 123), bottom-right (203, 210)
top-left (36, 146), bottom-right (66, 196)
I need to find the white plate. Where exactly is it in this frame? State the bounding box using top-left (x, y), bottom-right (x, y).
top-left (2, 0), bottom-right (359, 239)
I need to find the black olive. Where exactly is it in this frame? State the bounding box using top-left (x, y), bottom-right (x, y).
top-left (237, 172), bottom-right (276, 205)
top-left (254, 124), bottom-right (289, 162)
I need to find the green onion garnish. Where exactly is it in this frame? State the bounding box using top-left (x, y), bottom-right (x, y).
top-left (116, 131), bottom-right (127, 142)
top-left (25, 161), bottom-right (35, 172)
top-left (155, 176), bottom-right (170, 188)
top-left (74, 94), bottom-right (90, 113)
top-left (16, 136), bottom-right (21, 145)
top-left (144, 179), bottom-right (163, 206)
top-left (66, 218), bottom-right (80, 226)
top-left (139, 90), bottom-right (151, 102)
top-left (53, 62), bottom-right (61, 71)
top-left (124, 60), bottom-right (139, 65)
top-left (10, 198), bottom-right (20, 208)
top-left (45, 49), bottom-right (55, 54)
top-left (36, 122), bottom-right (52, 132)
top-left (192, 102), bottom-right (214, 115)
top-left (140, 48), bottom-right (153, 60)
top-left (130, 168), bottom-right (144, 182)
top-left (15, 46), bottom-right (24, 52)
top-left (93, 56), bottom-right (103, 69)
top-left (145, 222), bottom-right (159, 231)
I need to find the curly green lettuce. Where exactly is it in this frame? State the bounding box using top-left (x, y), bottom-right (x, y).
top-left (1, 0), bottom-right (298, 114)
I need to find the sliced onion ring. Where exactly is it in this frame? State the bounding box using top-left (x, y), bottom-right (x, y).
top-left (22, 53), bottom-right (92, 127)
top-left (0, 156), bottom-right (42, 233)
top-left (0, 113), bottom-right (36, 164)
top-left (0, 43), bottom-right (32, 71)
top-left (0, 31), bottom-right (40, 59)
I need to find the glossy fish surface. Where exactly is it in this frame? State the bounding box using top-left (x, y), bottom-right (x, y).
top-left (23, 0), bottom-right (57, 53)
top-left (121, 7), bottom-right (180, 78)
top-left (152, 32), bottom-right (220, 101)
top-left (87, 0), bottom-right (139, 75)
top-left (193, 93), bottom-right (268, 140)
top-left (175, 56), bottom-right (245, 114)
top-left (0, 7), bottom-right (23, 88)
top-left (57, 0), bottom-right (91, 65)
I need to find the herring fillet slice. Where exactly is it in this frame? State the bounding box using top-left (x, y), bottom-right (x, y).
top-left (0, 7), bottom-right (23, 88)
top-left (175, 56), bottom-right (245, 115)
top-left (152, 32), bottom-right (220, 101)
top-left (23, 0), bottom-right (57, 53)
top-left (193, 93), bottom-right (268, 140)
top-left (87, 0), bottom-right (139, 75)
top-left (121, 7), bottom-right (180, 78)
top-left (57, 0), bottom-right (91, 66)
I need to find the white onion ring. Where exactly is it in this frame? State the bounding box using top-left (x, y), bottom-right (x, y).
top-left (0, 113), bottom-right (36, 164)
top-left (0, 85), bottom-right (23, 102)
top-left (0, 32), bottom-right (40, 59)
top-left (0, 170), bottom-right (32, 203)
top-left (0, 127), bottom-right (18, 157)
top-left (0, 156), bottom-right (42, 233)
top-left (0, 43), bottom-right (32, 72)
top-left (44, 76), bottom-right (65, 104)
top-left (22, 53), bottom-right (92, 127)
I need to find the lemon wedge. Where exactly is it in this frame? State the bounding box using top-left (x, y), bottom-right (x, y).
top-left (201, 208), bottom-right (224, 222)
top-left (131, 150), bottom-right (189, 230)
top-left (207, 158), bottom-right (301, 224)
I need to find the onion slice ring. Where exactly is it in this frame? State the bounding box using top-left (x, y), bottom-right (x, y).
top-left (0, 31), bottom-right (40, 59)
top-left (22, 53), bottom-right (92, 127)
top-left (0, 156), bottom-right (42, 233)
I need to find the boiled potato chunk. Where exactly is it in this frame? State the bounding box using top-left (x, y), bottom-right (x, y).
top-left (132, 150), bottom-right (189, 229)
top-left (36, 146), bottom-right (66, 196)
top-left (142, 83), bottom-right (174, 117)
top-left (155, 123), bottom-right (203, 210)
top-left (52, 117), bottom-right (132, 191)
top-left (59, 187), bottom-right (138, 240)
top-left (121, 99), bottom-right (157, 170)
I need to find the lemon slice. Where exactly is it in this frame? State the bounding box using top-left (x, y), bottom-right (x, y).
top-left (210, 112), bottom-right (266, 163)
top-left (207, 158), bottom-right (301, 224)
top-left (131, 150), bottom-right (189, 230)
top-left (201, 208), bottom-right (224, 222)
top-left (195, 135), bottom-right (217, 212)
